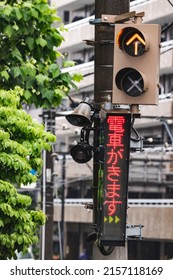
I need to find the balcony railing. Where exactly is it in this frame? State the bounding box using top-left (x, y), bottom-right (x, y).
top-left (54, 198), bottom-right (173, 207)
top-left (64, 15), bottom-right (94, 31)
top-left (130, 0), bottom-right (151, 8)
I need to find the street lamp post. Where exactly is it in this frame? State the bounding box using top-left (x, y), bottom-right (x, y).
top-left (41, 114), bottom-right (48, 260)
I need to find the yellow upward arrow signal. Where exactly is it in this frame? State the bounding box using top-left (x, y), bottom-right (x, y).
top-left (126, 33), bottom-right (145, 56)
top-left (126, 33), bottom-right (145, 46)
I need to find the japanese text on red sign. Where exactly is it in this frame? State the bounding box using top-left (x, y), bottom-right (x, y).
top-left (104, 115), bottom-right (126, 217)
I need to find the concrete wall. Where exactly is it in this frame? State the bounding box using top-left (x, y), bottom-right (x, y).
top-left (54, 204), bottom-right (173, 240)
top-left (128, 207), bottom-right (173, 240)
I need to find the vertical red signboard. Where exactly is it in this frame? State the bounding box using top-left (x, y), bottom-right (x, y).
top-left (100, 113), bottom-right (131, 246)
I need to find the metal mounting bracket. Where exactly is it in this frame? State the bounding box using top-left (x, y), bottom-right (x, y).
top-left (89, 18), bottom-right (102, 25)
top-left (83, 39), bottom-right (114, 46)
top-left (101, 11), bottom-right (145, 24)
top-left (126, 224), bottom-right (144, 239)
top-left (89, 11), bottom-right (145, 25)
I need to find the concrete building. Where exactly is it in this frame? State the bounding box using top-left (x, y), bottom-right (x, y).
top-left (51, 0), bottom-right (173, 260)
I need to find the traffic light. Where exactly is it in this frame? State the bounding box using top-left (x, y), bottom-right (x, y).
top-left (112, 23), bottom-right (161, 105)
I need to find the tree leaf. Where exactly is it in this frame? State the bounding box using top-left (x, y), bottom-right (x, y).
top-left (54, 88), bottom-right (65, 97)
top-left (26, 37), bottom-right (34, 51)
top-left (23, 90), bottom-right (32, 100)
top-left (49, 64), bottom-right (60, 78)
top-left (36, 37), bottom-right (47, 48)
top-left (1, 70), bottom-right (9, 81)
top-left (17, 236), bottom-right (23, 245)
top-left (4, 5), bottom-right (12, 16)
top-left (72, 73), bottom-right (83, 82)
top-left (42, 89), bottom-right (54, 103)
top-left (12, 47), bottom-right (22, 62)
top-left (36, 74), bottom-right (48, 84)
top-left (3, 25), bottom-right (14, 38)
top-left (14, 7), bottom-right (22, 20)
top-left (12, 67), bottom-right (22, 78)
top-left (0, 219), bottom-right (4, 227)
top-left (31, 8), bottom-right (38, 19)
top-left (22, 2), bottom-right (32, 8)
top-left (63, 60), bottom-right (76, 68)
top-left (13, 22), bottom-right (19, 31)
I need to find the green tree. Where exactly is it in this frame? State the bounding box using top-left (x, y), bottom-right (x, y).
top-left (0, 0), bottom-right (81, 259)
top-left (0, 87), bottom-right (56, 259)
top-left (0, 0), bottom-right (82, 108)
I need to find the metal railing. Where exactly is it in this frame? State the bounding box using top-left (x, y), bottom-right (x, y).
top-left (54, 198), bottom-right (173, 207)
top-left (128, 199), bottom-right (173, 207)
top-left (130, 0), bottom-right (151, 8)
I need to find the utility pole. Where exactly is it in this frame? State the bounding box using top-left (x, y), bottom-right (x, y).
top-left (44, 150), bottom-right (54, 259)
top-left (41, 111), bottom-right (54, 260)
top-left (94, 0), bottom-right (129, 103)
top-left (93, 0), bottom-right (130, 260)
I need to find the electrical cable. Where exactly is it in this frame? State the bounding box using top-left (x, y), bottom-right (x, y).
top-left (167, 0), bottom-right (173, 8)
top-left (161, 21), bottom-right (173, 33)
top-left (131, 126), bottom-right (141, 141)
top-left (130, 116), bottom-right (141, 141)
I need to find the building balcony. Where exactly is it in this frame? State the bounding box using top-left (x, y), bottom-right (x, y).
top-left (137, 98), bottom-right (173, 126)
top-left (131, 0), bottom-right (173, 24)
top-left (128, 199), bottom-right (173, 240)
top-left (59, 16), bottom-right (94, 53)
top-left (62, 61), bottom-right (94, 93)
top-left (54, 0), bottom-right (172, 26)
top-left (58, 0), bottom-right (173, 53)
top-left (53, 198), bottom-right (173, 240)
top-left (160, 41), bottom-right (173, 75)
top-left (56, 0), bottom-right (173, 37)
top-left (51, 0), bottom-right (94, 10)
